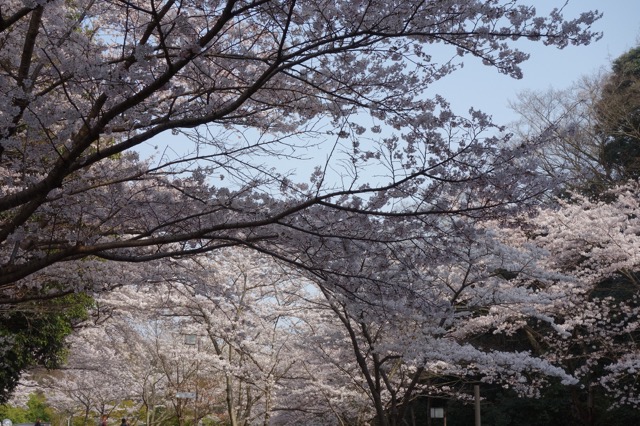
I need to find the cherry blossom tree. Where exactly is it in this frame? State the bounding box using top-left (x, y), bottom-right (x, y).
top-left (15, 196), bottom-right (640, 426)
top-left (16, 249), bottom-right (351, 425)
top-left (38, 308), bottom-right (158, 425)
top-left (147, 250), bottom-right (314, 426)
top-left (0, 0), bottom-right (601, 304)
top-left (270, 208), bottom-right (585, 425)
top-left (239, 202), bottom-right (633, 425)
top-left (492, 44), bottom-right (640, 420)
top-left (485, 181), bottom-right (640, 425)
top-left (1, 0), bottom-right (611, 416)
top-left (419, 214), bottom-right (640, 422)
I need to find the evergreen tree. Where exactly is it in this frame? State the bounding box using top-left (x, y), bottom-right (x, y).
top-left (0, 294), bottom-right (92, 402)
top-left (597, 46), bottom-right (640, 181)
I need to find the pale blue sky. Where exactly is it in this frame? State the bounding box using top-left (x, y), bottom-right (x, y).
top-left (428, 0), bottom-right (640, 125)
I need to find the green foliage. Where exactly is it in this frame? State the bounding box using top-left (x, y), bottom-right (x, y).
top-left (0, 404), bottom-right (29, 424)
top-left (601, 137), bottom-right (640, 179)
top-left (0, 293), bottom-right (93, 403)
top-left (26, 393), bottom-right (54, 422)
top-left (598, 46), bottom-right (640, 182)
top-left (0, 393), bottom-right (54, 423)
top-left (612, 46), bottom-right (640, 80)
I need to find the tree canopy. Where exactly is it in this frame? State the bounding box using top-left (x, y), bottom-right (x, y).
top-left (598, 46), bottom-right (640, 181)
top-left (510, 44), bottom-right (640, 195)
top-left (0, 1), bottom-right (619, 423)
top-left (0, 293), bottom-right (92, 402)
top-left (0, 0), bottom-right (600, 298)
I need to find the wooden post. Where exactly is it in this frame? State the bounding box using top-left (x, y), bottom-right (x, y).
top-left (474, 385), bottom-right (481, 426)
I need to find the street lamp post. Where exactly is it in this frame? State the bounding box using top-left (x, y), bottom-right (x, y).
top-left (183, 334), bottom-right (201, 426)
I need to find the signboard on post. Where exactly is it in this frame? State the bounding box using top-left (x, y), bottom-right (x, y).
top-left (430, 407), bottom-right (444, 418)
top-left (176, 392), bottom-right (196, 399)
